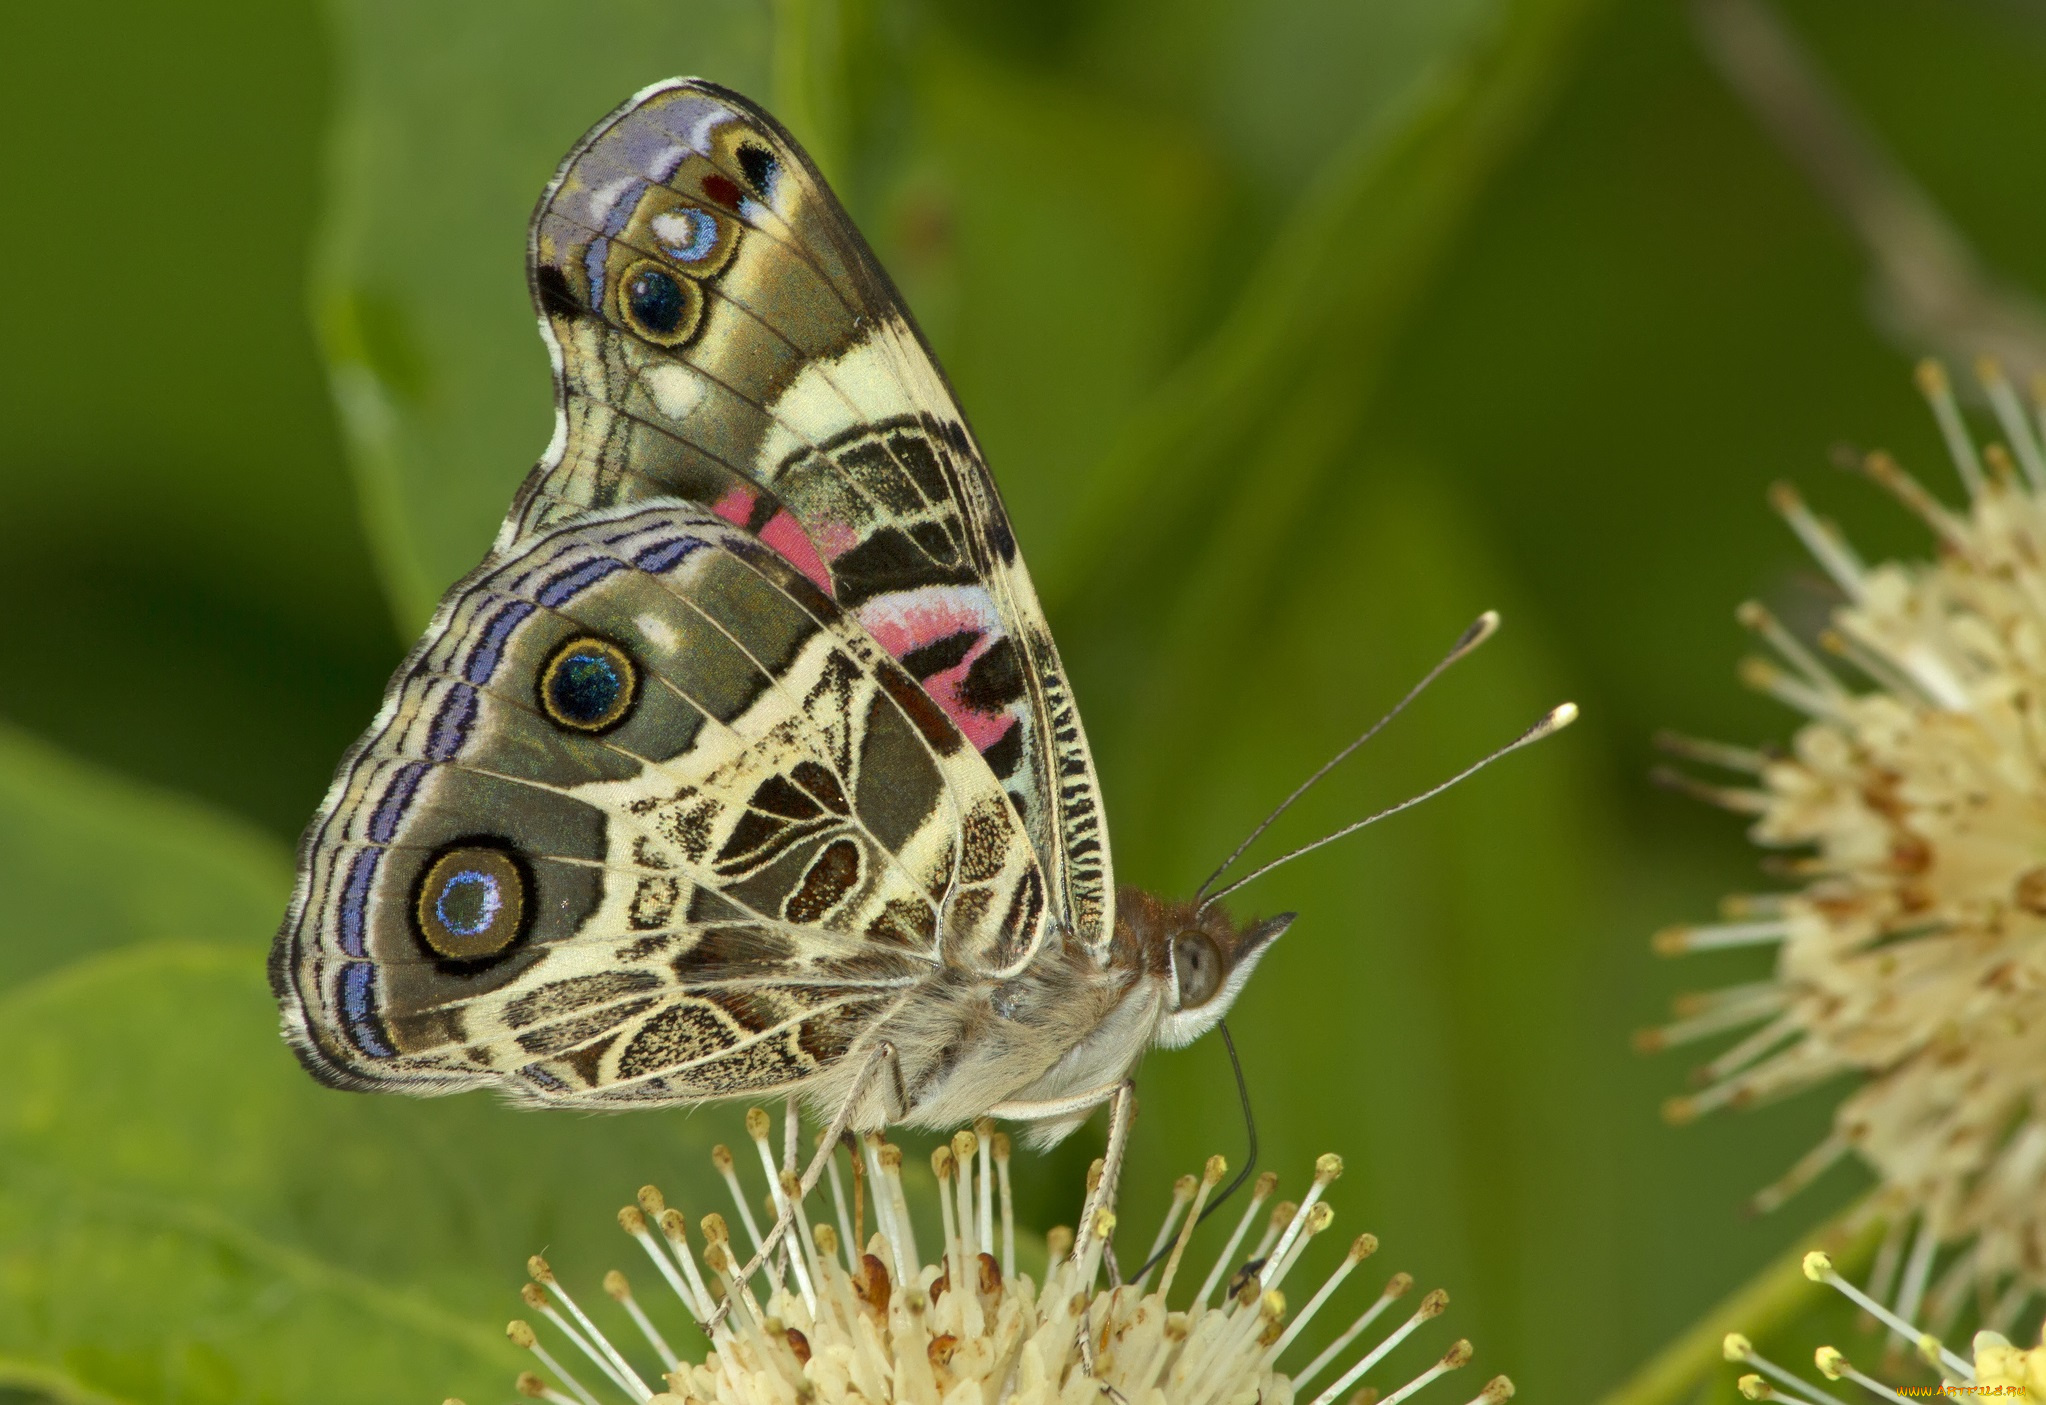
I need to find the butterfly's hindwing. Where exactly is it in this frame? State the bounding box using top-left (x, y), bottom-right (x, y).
top-left (514, 80), bottom-right (1114, 952)
top-left (275, 502), bottom-right (1048, 1105)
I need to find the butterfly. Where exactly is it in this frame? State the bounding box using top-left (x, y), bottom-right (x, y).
top-left (271, 80), bottom-right (1572, 1208)
top-left (270, 80), bottom-right (1297, 1159)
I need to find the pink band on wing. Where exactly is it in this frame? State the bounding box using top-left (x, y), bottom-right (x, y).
top-left (921, 660), bottom-right (1019, 753)
top-left (711, 483), bottom-right (757, 525)
top-left (758, 509), bottom-right (833, 594)
top-left (858, 585), bottom-right (1022, 756)
top-left (712, 484), bottom-right (833, 594)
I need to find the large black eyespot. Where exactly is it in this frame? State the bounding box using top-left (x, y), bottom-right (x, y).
top-left (1172, 931), bottom-right (1224, 1008)
top-left (415, 844), bottom-right (527, 962)
top-left (618, 259), bottom-right (700, 345)
top-left (538, 636), bottom-right (638, 733)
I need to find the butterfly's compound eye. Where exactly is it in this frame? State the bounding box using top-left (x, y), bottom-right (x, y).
top-left (539, 636), bottom-right (639, 732)
top-left (415, 844), bottom-right (528, 961)
top-left (618, 259), bottom-right (701, 346)
top-left (1172, 931), bottom-right (1224, 1009)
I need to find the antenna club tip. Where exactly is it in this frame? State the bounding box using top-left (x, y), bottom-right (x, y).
top-left (1548, 701), bottom-right (1579, 730)
top-left (1462, 610), bottom-right (1501, 650)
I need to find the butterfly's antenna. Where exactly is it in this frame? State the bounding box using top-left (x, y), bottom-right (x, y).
top-left (1197, 699), bottom-right (1579, 914)
top-left (1192, 611), bottom-right (1504, 906)
top-left (1132, 1020), bottom-right (1258, 1282)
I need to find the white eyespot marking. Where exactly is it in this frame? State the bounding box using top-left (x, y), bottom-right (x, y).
top-left (644, 363), bottom-right (706, 422)
top-left (651, 208), bottom-right (719, 264)
top-left (634, 611), bottom-right (679, 655)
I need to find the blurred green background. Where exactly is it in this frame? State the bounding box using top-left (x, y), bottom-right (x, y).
top-left (5, 0), bottom-right (2042, 1399)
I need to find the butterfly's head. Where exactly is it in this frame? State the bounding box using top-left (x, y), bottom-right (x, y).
top-left (1117, 886), bottom-right (1294, 1050)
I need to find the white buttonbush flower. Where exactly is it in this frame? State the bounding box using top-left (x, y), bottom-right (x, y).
top-left (1648, 361), bottom-right (2046, 1336)
top-left (452, 1107), bottom-right (1510, 1405)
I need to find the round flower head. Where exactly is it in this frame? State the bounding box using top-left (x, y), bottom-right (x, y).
top-left (1648, 360), bottom-right (2046, 1333)
top-left (1722, 1248), bottom-right (2046, 1402)
top-left (463, 1107), bottom-right (1510, 1405)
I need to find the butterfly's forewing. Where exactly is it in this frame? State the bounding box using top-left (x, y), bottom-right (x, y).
top-left (510, 80), bottom-right (1113, 953)
top-left (274, 504), bottom-right (1047, 1104)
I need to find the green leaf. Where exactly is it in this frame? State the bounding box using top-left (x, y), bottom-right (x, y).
top-left (0, 944), bottom-right (507, 1402)
top-left (0, 726), bottom-right (788, 1404)
top-left (0, 722), bottom-right (291, 993)
top-left (0, 938), bottom-right (805, 1404)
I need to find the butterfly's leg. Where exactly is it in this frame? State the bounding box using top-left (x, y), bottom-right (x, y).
top-left (708, 1039), bottom-right (897, 1330)
top-left (989, 1077), bottom-right (1137, 1277)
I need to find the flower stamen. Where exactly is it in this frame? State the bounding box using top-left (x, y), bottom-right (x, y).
top-left (492, 1115), bottom-right (1501, 1405)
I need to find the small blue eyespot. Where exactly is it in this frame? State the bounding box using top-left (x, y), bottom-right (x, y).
top-left (435, 870), bottom-right (503, 937)
top-left (415, 844), bottom-right (526, 960)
